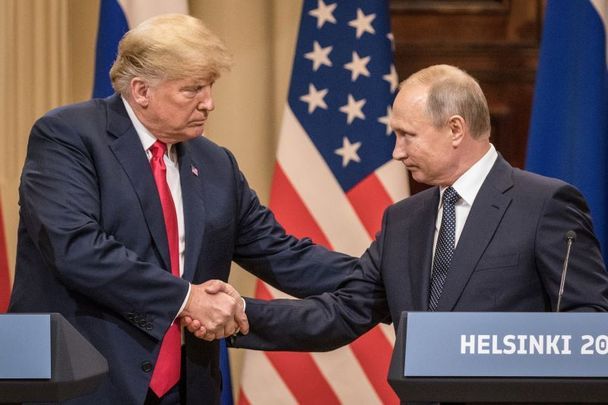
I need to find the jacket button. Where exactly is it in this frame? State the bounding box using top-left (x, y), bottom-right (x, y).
top-left (141, 361), bottom-right (153, 373)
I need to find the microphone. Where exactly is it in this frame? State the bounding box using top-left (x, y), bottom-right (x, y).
top-left (556, 230), bottom-right (576, 312)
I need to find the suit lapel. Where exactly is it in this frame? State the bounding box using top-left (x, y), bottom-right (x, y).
top-left (177, 143), bottom-right (206, 282)
top-left (437, 155), bottom-right (514, 311)
top-left (106, 95), bottom-right (171, 271)
top-left (408, 189), bottom-right (439, 310)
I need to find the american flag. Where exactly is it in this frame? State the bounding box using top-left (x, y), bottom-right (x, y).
top-left (238, 0), bottom-right (408, 403)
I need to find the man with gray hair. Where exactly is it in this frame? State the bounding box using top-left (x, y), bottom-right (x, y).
top-left (9, 14), bottom-right (356, 404)
top-left (228, 65), bottom-right (608, 359)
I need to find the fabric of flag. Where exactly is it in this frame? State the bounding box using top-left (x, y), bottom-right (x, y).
top-left (526, 0), bottom-right (608, 262)
top-left (238, 0), bottom-right (409, 403)
top-left (92, 0), bottom-right (128, 98)
top-left (0, 200), bottom-right (10, 313)
top-left (93, 2), bottom-right (235, 404)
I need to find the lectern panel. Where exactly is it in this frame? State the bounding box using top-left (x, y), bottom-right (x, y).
top-left (0, 314), bottom-right (51, 379)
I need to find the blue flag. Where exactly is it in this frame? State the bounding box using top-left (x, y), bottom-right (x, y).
top-left (526, 0), bottom-right (608, 262)
top-left (92, 1), bottom-right (234, 402)
top-left (92, 0), bottom-right (128, 98)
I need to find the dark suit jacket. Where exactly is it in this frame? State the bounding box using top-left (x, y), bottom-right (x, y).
top-left (8, 94), bottom-right (357, 404)
top-left (233, 155), bottom-right (608, 352)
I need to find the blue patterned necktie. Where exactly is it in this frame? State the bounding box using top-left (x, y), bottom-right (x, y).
top-left (428, 186), bottom-right (461, 311)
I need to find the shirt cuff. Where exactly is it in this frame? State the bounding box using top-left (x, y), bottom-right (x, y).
top-left (175, 283), bottom-right (192, 323)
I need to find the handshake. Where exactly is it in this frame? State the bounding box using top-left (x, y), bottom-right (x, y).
top-left (179, 280), bottom-right (249, 341)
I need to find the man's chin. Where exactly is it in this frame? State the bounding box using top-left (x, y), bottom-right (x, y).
top-left (184, 126), bottom-right (205, 139)
top-left (409, 170), bottom-right (427, 184)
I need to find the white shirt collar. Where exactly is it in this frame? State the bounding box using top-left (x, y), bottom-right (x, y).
top-left (121, 96), bottom-right (176, 159)
top-left (440, 143), bottom-right (498, 206)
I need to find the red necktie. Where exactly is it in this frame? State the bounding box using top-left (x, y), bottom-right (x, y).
top-left (148, 141), bottom-right (181, 397)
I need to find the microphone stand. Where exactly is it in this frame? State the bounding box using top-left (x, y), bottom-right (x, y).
top-left (556, 231), bottom-right (576, 312)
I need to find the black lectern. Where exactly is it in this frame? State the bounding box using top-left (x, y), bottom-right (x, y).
top-left (388, 312), bottom-right (608, 403)
top-left (0, 313), bottom-right (108, 403)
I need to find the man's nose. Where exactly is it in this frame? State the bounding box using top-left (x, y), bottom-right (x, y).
top-left (392, 138), bottom-right (406, 160)
top-left (197, 89), bottom-right (214, 111)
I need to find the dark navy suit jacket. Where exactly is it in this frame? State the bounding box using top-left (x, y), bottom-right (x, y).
top-left (9, 94), bottom-right (356, 404)
top-left (233, 155), bottom-right (608, 352)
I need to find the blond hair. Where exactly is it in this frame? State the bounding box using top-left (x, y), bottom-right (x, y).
top-left (110, 14), bottom-right (232, 95)
top-left (402, 64), bottom-right (491, 138)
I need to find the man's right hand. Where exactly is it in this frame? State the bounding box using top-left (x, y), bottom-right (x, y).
top-left (179, 280), bottom-right (249, 341)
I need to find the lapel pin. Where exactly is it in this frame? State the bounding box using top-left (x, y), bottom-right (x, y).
top-left (191, 164), bottom-right (199, 176)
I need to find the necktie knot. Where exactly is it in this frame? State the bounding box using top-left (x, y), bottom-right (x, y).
top-left (150, 141), bottom-right (167, 160)
top-left (443, 186), bottom-right (460, 206)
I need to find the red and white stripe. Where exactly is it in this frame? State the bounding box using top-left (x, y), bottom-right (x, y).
top-left (239, 106), bottom-right (409, 404)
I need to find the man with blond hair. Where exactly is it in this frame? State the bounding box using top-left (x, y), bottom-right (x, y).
top-left (229, 65), bottom-right (608, 356)
top-left (9, 14), bottom-right (356, 404)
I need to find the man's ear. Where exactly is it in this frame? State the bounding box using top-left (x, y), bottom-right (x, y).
top-left (448, 115), bottom-right (466, 146)
top-left (130, 77), bottom-right (150, 107)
